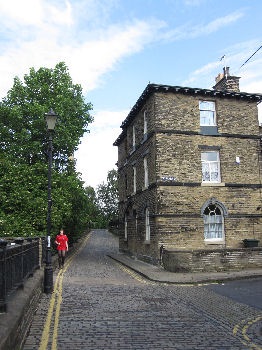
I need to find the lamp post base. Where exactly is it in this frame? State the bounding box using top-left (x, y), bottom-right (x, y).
top-left (44, 265), bottom-right (53, 294)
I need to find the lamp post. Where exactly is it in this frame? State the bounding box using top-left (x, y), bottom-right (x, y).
top-left (44, 108), bottom-right (58, 294)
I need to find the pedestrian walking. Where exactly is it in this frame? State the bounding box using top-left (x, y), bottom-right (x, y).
top-left (55, 229), bottom-right (68, 268)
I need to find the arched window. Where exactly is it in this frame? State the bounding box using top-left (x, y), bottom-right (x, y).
top-left (201, 198), bottom-right (227, 243)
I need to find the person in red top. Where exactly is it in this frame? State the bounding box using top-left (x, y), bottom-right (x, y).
top-left (55, 229), bottom-right (69, 268)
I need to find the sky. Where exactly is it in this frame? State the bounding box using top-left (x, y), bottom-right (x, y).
top-left (0, 0), bottom-right (261, 189)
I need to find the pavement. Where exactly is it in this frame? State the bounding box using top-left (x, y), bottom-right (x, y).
top-left (108, 252), bottom-right (262, 284)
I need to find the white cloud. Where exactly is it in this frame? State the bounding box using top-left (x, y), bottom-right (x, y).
top-left (160, 10), bottom-right (244, 42)
top-left (0, 0), bottom-right (164, 98)
top-left (0, 0), bottom-right (73, 29)
top-left (202, 11), bottom-right (244, 35)
top-left (0, 2), bottom-right (244, 99)
top-left (0, 0), bottom-right (44, 26)
top-left (75, 110), bottom-right (128, 188)
top-left (68, 19), bottom-right (165, 93)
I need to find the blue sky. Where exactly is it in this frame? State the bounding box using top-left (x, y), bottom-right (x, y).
top-left (0, 0), bottom-right (261, 188)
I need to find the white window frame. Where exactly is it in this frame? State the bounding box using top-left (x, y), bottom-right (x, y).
top-left (133, 166), bottom-right (136, 194)
top-left (132, 125), bottom-right (136, 150)
top-left (145, 208), bottom-right (150, 242)
top-left (203, 204), bottom-right (224, 243)
top-left (144, 157), bottom-right (149, 189)
top-left (199, 101), bottom-right (216, 126)
top-left (201, 151), bottom-right (221, 183)
top-left (124, 214), bottom-right (128, 241)
top-left (143, 111), bottom-right (148, 136)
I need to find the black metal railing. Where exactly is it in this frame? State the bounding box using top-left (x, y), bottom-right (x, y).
top-left (0, 237), bottom-right (42, 312)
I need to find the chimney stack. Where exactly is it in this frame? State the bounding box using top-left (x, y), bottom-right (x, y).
top-left (213, 67), bottom-right (240, 92)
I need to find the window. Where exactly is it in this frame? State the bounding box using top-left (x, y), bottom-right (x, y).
top-left (133, 166), bottom-right (136, 193)
top-left (144, 157), bottom-right (149, 188)
top-left (145, 208), bottom-right (150, 241)
top-left (132, 125), bottom-right (136, 150)
top-left (199, 101), bottom-right (216, 126)
top-left (203, 204), bottom-right (224, 241)
top-left (201, 151), bottom-right (221, 183)
top-left (124, 214), bottom-right (128, 240)
top-left (143, 111), bottom-right (148, 136)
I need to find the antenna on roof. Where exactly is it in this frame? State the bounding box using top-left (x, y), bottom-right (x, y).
top-left (220, 55), bottom-right (227, 78)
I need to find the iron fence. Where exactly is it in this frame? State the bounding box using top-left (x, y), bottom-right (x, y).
top-left (0, 237), bottom-right (42, 312)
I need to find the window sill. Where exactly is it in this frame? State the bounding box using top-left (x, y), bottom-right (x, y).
top-left (200, 125), bottom-right (219, 135)
top-left (201, 182), bottom-right (225, 187)
top-left (204, 239), bottom-right (224, 245)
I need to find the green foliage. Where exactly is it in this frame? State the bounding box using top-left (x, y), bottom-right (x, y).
top-left (0, 62), bottom-right (96, 241)
top-left (96, 169), bottom-right (118, 228)
top-left (1, 62), bottom-right (93, 169)
top-left (0, 159), bottom-right (47, 236)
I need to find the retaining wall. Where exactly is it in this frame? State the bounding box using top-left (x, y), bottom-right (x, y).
top-left (162, 247), bottom-right (262, 272)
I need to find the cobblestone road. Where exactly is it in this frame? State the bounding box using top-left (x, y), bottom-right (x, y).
top-left (23, 230), bottom-right (262, 350)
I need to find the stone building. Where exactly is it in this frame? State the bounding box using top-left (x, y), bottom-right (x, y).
top-left (113, 68), bottom-right (262, 271)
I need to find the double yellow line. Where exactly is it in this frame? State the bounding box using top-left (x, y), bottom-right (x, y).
top-left (39, 233), bottom-right (91, 350)
top-left (233, 315), bottom-right (262, 349)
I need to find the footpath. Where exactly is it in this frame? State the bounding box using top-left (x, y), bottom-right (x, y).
top-left (109, 252), bottom-right (262, 284)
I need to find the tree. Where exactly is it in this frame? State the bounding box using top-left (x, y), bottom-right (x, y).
top-left (0, 62), bottom-right (93, 239)
top-left (96, 169), bottom-right (118, 229)
top-left (1, 62), bottom-right (93, 169)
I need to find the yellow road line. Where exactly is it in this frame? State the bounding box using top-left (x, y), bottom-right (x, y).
top-left (39, 233), bottom-right (91, 350)
top-left (38, 269), bottom-right (63, 350)
top-left (51, 268), bottom-right (65, 350)
top-left (233, 315), bottom-right (262, 350)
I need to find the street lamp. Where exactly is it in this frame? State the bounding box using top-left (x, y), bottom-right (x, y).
top-left (44, 108), bottom-right (58, 294)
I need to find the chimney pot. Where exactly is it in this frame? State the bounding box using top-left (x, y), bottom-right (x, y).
top-left (223, 66), bottom-right (230, 77)
top-left (213, 67), bottom-right (240, 92)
